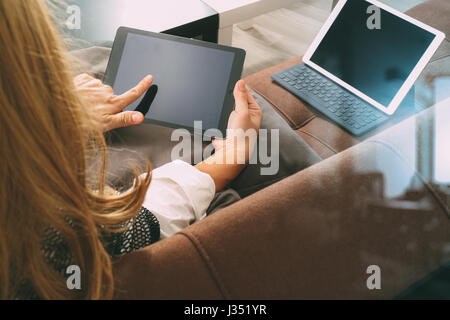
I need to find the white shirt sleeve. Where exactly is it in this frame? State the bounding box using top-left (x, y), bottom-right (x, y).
top-left (140, 160), bottom-right (216, 240)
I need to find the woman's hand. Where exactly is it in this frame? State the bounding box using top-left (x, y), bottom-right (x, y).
top-left (74, 73), bottom-right (153, 133)
top-left (195, 80), bottom-right (263, 191)
top-left (212, 80), bottom-right (263, 159)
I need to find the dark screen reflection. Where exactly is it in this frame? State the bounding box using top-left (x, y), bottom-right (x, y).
top-left (310, 0), bottom-right (435, 107)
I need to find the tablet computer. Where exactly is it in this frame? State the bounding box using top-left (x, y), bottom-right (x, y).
top-left (303, 0), bottom-right (445, 115)
top-left (104, 27), bottom-right (246, 135)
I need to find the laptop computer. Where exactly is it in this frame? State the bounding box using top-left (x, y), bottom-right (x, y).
top-left (271, 0), bottom-right (445, 136)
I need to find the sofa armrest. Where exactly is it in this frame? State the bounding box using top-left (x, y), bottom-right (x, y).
top-left (113, 232), bottom-right (224, 299)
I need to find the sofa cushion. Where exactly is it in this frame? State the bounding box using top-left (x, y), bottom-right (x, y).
top-left (295, 117), bottom-right (358, 159)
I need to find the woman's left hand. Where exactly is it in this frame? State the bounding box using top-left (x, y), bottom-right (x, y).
top-left (74, 73), bottom-right (153, 133)
top-left (212, 80), bottom-right (263, 158)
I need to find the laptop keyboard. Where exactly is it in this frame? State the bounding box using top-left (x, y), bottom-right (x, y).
top-left (271, 63), bottom-right (389, 136)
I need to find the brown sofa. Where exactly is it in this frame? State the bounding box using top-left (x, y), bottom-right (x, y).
top-left (112, 0), bottom-right (450, 299)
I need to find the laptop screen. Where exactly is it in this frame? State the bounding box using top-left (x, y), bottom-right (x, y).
top-left (309, 0), bottom-right (435, 108)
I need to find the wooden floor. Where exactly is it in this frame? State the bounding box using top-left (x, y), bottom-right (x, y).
top-left (234, 0), bottom-right (426, 77)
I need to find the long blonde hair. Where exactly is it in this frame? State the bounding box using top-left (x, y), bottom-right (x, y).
top-left (0, 0), bottom-right (151, 299)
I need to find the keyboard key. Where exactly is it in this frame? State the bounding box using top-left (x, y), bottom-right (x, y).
top-left (359, 118), bottom-right (368, 125)
top-left (286, 74), bottom-right (297, 81)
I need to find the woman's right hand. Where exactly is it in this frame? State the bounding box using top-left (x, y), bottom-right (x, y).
top-left (74, 73), bottom-right (153, 133)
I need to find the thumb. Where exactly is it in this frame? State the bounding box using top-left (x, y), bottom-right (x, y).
top-left (234, 80), bottom-right (249, 115)
top-left (212, 137), bottom-right (227, 150)
top-left (109, 111), bottom-right (144, 131)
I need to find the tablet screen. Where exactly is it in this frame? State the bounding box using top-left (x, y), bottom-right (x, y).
top-left (309, 0), bottom-right (435, 108)
top-left (112, 32), bottom-right (235, 129)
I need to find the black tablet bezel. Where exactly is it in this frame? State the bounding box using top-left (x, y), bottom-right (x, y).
top-left (104, 26), bottom-right (246, 136)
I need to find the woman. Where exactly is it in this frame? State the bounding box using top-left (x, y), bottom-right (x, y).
top-left (0, 0), bottom-right (262, 299)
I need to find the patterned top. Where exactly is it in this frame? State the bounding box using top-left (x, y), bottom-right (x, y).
top-left (13, 207), bottom-right (160, 300)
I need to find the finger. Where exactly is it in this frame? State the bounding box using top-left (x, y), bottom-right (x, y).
top-left (85, 79), bottom-right (103, 88)
top-left (212, 137), bottom-right (227, 150)
top-left (107, 111), bottom-right (145, 131)
top-left (247, 92), bottom-right (262, 118)
top-left (102, 84), bottom-right (114, 94)
top-left (233, 80), bottom-right (249, 115)
top-left (74, 73), bottom-right (93, 86)
top-left (246, 89), bottom-right (257, 106)
top-left (113, 75), bottom-right (153, 110)
top-left (80, 85), bottom-right (113, 94)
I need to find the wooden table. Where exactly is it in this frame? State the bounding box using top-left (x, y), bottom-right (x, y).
top-left (201, 0), bottom-right (337, 45)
